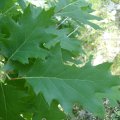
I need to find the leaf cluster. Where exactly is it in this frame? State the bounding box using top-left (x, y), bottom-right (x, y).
top-left (0, 0), bottom-right (120, 120)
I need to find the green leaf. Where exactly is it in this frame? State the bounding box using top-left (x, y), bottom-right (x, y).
top-left (26, 45), bottom-right (120, 117)
top-left (1, 0), bottom-right (118, 119)
top-left (32, 93), bottom-right (66, 120)
top-left (0, 81), bottom-right (26, 120)
top-left (0, 0), bottom-right (16, 13)
top-left (0, 6), bottom-right (54, 64)
top-left (54, 0), bottom-right (90, 11)
top-left (54, 0), bottom-right (102, 29)
top-left (44, 27), bottom-right (82, 55)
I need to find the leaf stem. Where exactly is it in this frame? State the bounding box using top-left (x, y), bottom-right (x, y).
top-left (56, 17), bottom-right (68, 28)
top-left (67, 26), bottom-right (80, 37)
